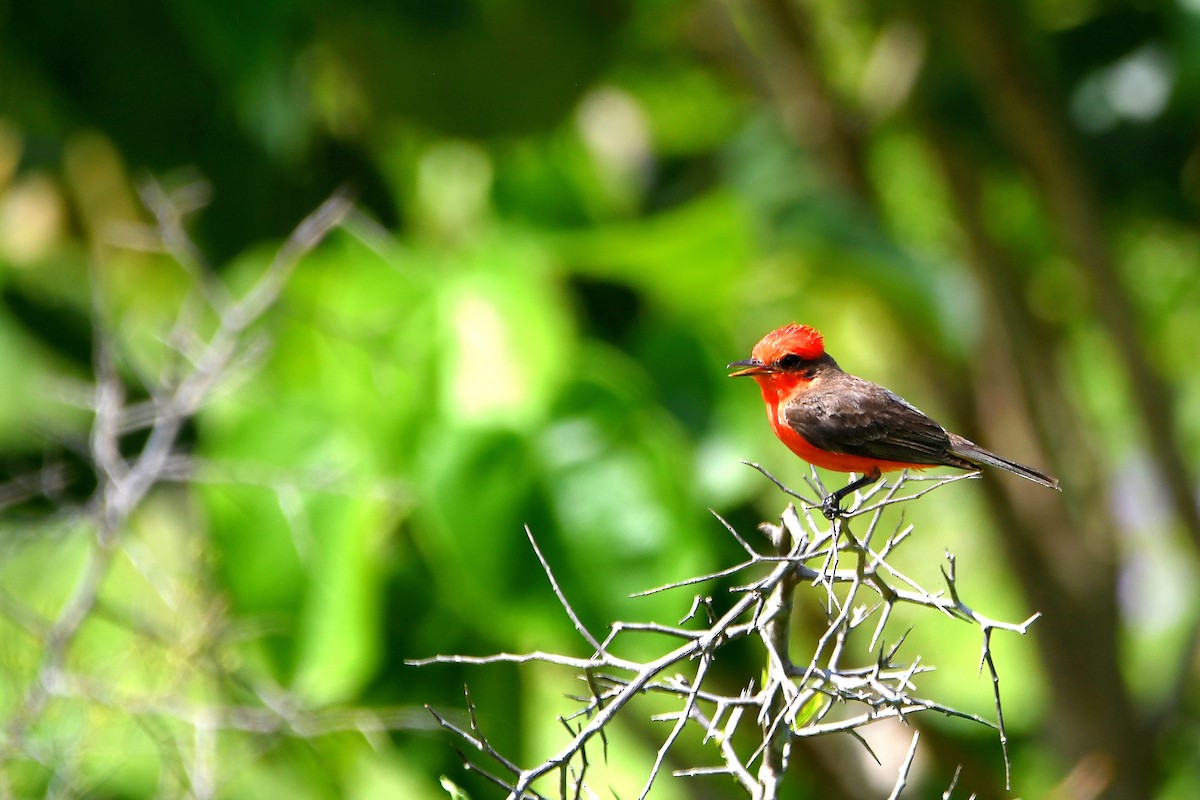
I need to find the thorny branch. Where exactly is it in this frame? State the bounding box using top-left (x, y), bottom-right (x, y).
top-left (0, 186), bottom-right (427, 797)
top-left (414, 467), bottom-right (1039, 798)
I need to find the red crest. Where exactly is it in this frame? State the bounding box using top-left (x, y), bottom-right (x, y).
top-left (752, 323), bottom-right (825, 364)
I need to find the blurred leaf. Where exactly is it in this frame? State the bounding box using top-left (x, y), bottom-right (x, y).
top-left (727, 117), bottom-right (979, 356)
top-left (434, 233), bottom-right (573, 429)
top-left (292, 494), bottom-right (394, 704)
top-left (555, 191), bottom-right (751, 317)
top-left (439, 776), bottom-right (472, 800)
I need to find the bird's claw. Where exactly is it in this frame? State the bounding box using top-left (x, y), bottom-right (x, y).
top-left (821, 494), bottom-right (844, 520)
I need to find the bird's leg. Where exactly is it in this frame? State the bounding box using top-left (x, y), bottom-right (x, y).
top-left (822, 468), bottom-right (882, 519)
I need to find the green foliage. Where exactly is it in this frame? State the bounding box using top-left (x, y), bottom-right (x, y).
top-left (1, 0), bottom-right (1199, 797)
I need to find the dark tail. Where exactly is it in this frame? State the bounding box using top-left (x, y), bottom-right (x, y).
top-left (947, 434), bottom-right (1060, 490)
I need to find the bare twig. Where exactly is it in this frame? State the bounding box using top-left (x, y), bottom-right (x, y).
top-left (525, 525), bottom-right (606, 655)
top-left (888, 730), bottom-right (921, 800)
top-left (0, 189), bottom-right (355, 791)
top-left (416, 470), bottom-right (1038, 797)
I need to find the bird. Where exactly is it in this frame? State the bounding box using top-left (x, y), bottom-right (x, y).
top-left (728, 323), bottom-right (1059, 518)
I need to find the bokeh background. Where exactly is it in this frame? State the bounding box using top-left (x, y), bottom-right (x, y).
top-left (1, 0), bottom-right (1199, 797)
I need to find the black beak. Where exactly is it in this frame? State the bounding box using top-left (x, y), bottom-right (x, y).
top-left (727, 358), bottom-right (767, 377)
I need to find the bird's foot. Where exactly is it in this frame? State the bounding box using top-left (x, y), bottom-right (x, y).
top-left (820, 494), bottom-right (844, 520)
top-left (821, 470), bottom-right (881, 520)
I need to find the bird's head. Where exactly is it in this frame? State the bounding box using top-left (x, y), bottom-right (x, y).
top-left (728, 323), bottom-right (829, 403)
top-left (728, 323), bottom-right (825, 377)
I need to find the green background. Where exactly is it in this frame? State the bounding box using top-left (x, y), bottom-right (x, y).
top-left (1, 0), bottom-right (1198, 797)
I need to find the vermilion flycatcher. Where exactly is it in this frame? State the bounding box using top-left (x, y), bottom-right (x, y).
top-left (729, 323), bottom-right (1059, 517)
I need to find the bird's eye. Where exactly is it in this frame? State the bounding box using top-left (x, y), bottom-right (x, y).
top-left (777, 354), bottom-right (804, 369)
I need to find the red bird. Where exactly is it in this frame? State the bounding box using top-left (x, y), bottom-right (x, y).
top-left (729, 323), bottom-right (1059, 517)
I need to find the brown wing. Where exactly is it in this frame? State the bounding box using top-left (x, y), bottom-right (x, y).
top-left (783, 373), bottom-right (971, 468)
